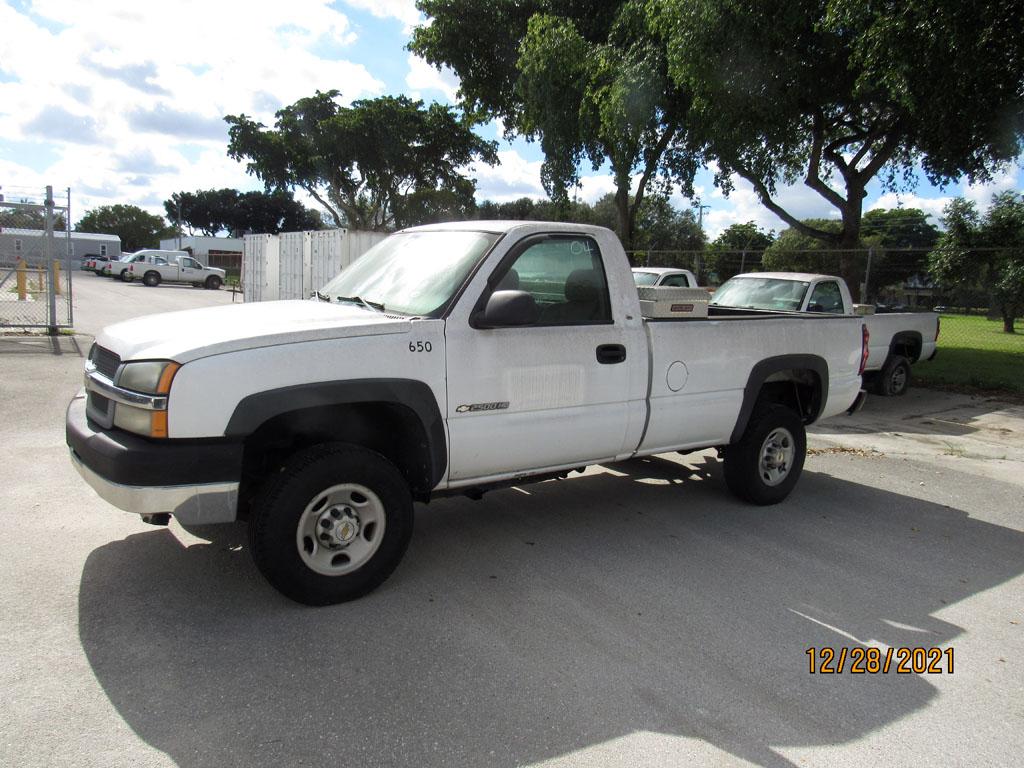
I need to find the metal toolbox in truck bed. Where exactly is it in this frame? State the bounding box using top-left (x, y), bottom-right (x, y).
top-left (638, 286), bottom-right (709, 318)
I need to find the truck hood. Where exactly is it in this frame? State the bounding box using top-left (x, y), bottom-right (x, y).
top-left (96, 300), bottom-right (412, 362)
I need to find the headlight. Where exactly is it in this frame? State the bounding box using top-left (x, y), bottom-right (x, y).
top-left (117, 361), bottom-right (180, 395)
top-left (111, 360), bottom-right (180, 438)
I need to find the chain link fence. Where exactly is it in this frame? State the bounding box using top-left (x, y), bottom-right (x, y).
top-left (627, 247), bottom-right (1023, 394)
top-left (0, 186), bottom-right (74, 332)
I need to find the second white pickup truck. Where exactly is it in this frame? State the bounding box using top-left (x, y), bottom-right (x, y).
top-left (711, 272), bottom-right (939, 396)
top-left (67, 222), bottom-right (867, 605)
top-left (125, 250), bottom-right (226, 290)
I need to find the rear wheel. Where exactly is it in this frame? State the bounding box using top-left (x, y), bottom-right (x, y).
top-left (249, 444), bottom-right (414, 605)
top-left (205, 275), bottom-right (223, 290)
top-left (723, 404), bottom-right (806, 505)
top-left (142, 271), bottom-right (161, 287)
top-left (874, 355), bottom-right (911, 396)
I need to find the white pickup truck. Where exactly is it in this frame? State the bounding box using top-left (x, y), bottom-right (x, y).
top-left (66, 222), bottom-right (867, 605)
top-left (712, 272), bottom-right (939, 396)
top-left (631, 267), bottom-right (699, 288)
top-left (124, 250), bottom-right (226, 290)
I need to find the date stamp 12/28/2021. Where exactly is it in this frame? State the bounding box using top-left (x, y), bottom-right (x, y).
top-left (807, 647), bottom-right (954, 674)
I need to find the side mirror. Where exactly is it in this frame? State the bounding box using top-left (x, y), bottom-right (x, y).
top-left (475, 290), bottom-right (538, 328)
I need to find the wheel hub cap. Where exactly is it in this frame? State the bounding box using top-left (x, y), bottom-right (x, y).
top-left (317, 506), bottom-right (360, 548)
top-left (759, 428), bottom-right (795, 487)
top-left (296, 484), bottom-right (386, 576)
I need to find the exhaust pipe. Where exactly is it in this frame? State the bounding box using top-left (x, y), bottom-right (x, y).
top-left (141, 513), bottom-right (171, 526)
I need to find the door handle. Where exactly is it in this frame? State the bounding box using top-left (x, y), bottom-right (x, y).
top-left (596, 343), bottom-right (627, 364)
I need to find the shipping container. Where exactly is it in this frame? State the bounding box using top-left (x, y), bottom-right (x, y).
top-left (241, 228), bottom-right (387, 302)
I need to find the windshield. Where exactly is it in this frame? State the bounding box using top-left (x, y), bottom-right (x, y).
top-left (632, 271), bottom-right (659, 286)
top-left (711, 276), bottom-right (810, 311)
top-left (320, 230), bottom-right (500, 316)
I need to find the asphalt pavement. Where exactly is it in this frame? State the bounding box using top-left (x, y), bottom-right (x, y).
top-left (1, 274), bottom-right (1021, 768)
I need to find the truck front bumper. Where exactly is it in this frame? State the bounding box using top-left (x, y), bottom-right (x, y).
top-left (66, 393), bottom-right (242, 525)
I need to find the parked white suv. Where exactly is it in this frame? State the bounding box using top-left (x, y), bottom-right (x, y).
top-left (125, 250), bottom-right (225, 289)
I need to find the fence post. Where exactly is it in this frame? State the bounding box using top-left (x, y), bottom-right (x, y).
top-left (17, 259), bottom-right (27, 300)
top-left (44, 185), bottom-right (58, 334)
top-left (54, 260), bottom-right (62, 296)
top-left (863, 247), bottom-right (873, 304)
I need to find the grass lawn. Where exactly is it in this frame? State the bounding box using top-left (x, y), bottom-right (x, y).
top-left (914, 314), bottom-right (1024, 394)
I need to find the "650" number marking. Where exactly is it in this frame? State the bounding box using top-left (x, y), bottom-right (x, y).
top-left (409, 341), bottom-right (433, 353)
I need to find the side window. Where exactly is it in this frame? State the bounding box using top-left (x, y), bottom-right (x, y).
top-left (14, 239), bottom-right (22, 253)
top-left (155, 257), bottom-right (168, 266)
top-left (183, 257), bottom-right (200, 269)
top-left (661, 273), bottom-right (691, 287)
top-left (100, 245), bottom-right (107, 256)
top-left (491, 236), bottom-right (611, 326)
top-left (808, 281), bottom-right (843, 313)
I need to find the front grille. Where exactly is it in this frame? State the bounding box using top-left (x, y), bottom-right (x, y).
top-left (92, 345), bottom-right (121, 379)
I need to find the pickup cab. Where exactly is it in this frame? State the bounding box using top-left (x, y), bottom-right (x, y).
top-left (104, 251), bottom-right (151, 281)
top-left (66, 222), bottom-right (867, 605)
top-left (126, 250), bottom-right (225, 289)
top-left (711, 272), bottom-right (939, 396)
top-left (632, 267), bottom-right (699, 288)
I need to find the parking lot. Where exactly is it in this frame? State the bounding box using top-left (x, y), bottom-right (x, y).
top-left (1, 276), bottom-right (1022, 768)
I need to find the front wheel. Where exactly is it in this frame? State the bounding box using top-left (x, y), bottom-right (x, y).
top-left (249, 444), bottom-right (414, 605)
top-left (874, 355), bottom-right (911, 396)
top-left (723, 404), bottom-right (806, 505)
top-left (205, 275), bottom-right (222, 290)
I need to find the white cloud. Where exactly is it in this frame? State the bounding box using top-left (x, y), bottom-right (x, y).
top-left (405, 54), bottom-right (459, 103)
top-left (343, 0), bottom-right (421, 32)
top-left (471, 150), bottom-right (546, 202)
top-left (868, 192), bottom-right (951, 223)
top-left (698, 174), bottom-right (837, 239)
top-left (963, 165), bottom-right (1021, 209)
top-left (0, 0), bottom-right (384, 222)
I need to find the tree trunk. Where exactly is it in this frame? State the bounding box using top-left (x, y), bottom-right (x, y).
top-left (615, 187), bottom-right (632, 251)
top-left (1003, 306), bottom-right (1017, 333)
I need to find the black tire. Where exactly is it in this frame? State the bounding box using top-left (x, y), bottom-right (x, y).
top-left (142, 271), bottom-right (161, 287)
top-left (118, 269), bottom-right (130, 282)
top-left (874, 355), bottom-right (911, 396)
top-left (723, 404), bottom-right (806, 505)
top-left (249, 443), bottom-right (414, 605)
top-left (122, 271), bottom-right (134, 282)
top-left (205, 275), bottom-right (222, 290)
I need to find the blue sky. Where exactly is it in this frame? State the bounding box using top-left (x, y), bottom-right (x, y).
top-left (1, 0), bottom-right (1020, 237)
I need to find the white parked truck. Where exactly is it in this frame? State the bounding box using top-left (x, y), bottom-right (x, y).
top-left (125, 250), bottom-right (226, 290)
top-left (711, 272), bottom-right (939, 396)
top-left (631, 266), bottom-right (699, 288)
top-left (67, 222), bottom-right (867, 605)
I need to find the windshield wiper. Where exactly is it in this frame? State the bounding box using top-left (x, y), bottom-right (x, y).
top-left (336, 295), bottom-right (385, 312)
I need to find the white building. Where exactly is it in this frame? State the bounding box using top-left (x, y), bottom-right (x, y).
top-left (158, 235), bottom-right (243, 271)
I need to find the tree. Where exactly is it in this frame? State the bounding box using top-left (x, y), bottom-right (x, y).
top-left (704, 222), bottom-right (775, 281)
top-left (76, 205), bottom-right (173, 252)
top-left (762, 219), bottom-right (852, 277)
top-left (225, 92), bottom-right (496, 231)
top-left (860, 208), bottom-right (940, 291)
top-left (929, 193), bottom-right (1024, 332)
top-left (167, 189), bottom-right (323, 236)
top-left (0, 206), bottom-right (66, 231)
top-left (649, 0), bottom-right (1024, 251)
top-left (410, 1), bottom-right (697, 249)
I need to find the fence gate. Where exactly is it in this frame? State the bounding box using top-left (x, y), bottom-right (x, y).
top-left (0, 186), bottom-right (73, 332)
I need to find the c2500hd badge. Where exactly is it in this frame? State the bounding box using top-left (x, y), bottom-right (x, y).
top-left (455, 402), bottom-right (510, 413)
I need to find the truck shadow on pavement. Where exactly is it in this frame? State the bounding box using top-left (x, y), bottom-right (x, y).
top-left (78, 458), bottom-right (1024, 768)
top-left (0, 335), bottom-right (83, 356)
